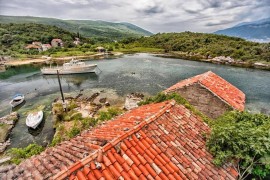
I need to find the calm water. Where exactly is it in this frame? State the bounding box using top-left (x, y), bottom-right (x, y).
top-left (0, 53), bottom-right (269, 148)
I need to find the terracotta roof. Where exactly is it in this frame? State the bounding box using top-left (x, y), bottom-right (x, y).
top-left (42, 44), bottom-right (52, 47)
top-left (2, 101), bottom-right (238, 179)
top-left (164, 71), bottom-right (245, 111)
top-left (25, 44), bottom-right (41, 49)
top-left (52, 39), bottom-right (63, 42)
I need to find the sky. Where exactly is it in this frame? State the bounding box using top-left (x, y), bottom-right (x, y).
top-left (0, 0), bottom-right (270, 33)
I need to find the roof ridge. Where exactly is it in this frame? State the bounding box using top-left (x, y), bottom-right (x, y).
top-left (53, 100), bottom-right (176, 179)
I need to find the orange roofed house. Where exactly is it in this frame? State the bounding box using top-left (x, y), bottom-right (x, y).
top-left (1, 101), bottom-right (238, 179)
top-left (165, 71), bottom-right (245, 119)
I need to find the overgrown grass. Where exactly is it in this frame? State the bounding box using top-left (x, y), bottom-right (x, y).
top-left (7, 144), bottom-right (44, 165)
top-left (138, 92), bottom-right (211, 123)
top-left (98, 107), bottom-right (123, 121)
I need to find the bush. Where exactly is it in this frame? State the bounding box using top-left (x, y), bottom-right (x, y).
top-left (206, 111), bottom-right (270, 179)
top-left (7, 144), bottom-right (44, 164)
top-left (98, 107), bottom-right (122, 121)
top-left (67, 126), bottom-right (80, 138)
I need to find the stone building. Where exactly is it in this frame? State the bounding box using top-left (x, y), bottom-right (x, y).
top-left (51, 38), bottom-right (63, 47)
top-left (164, 71), bottom-right (245, 119)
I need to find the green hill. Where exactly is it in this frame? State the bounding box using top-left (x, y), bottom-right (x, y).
top-left (128, 32), bottom-right (270, 62)
top-left (0, 23), bottom-right (79, 55)
top-left (0, 15), bottom-right (152, 40)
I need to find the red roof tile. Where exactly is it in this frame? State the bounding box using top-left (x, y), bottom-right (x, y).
top-left (164, 71), bottom-right (245, 111)
top-left (2, 101), bottom-right (238, 179)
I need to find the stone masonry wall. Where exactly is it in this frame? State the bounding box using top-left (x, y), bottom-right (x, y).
top-left (173, 83), bottom-right (232, 119)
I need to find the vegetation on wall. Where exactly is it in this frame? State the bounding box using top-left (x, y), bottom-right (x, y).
top-left (206, 111), bottom-right (270, 179)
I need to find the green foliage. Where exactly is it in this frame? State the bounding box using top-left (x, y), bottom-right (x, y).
top-left (206, 111), bottom-right (270, 179)
top-left (7, 144), bottom-right (44, 164)
top-left (98, 107), bottom-right (122, 121)
top-left (127, 32), bottom-right (270, 63)
top-left (0, 23), bottom-right (85, 56)
top-left (138, 93), bottom-right (210, 123)
top-left (67, 126), bottom-right (80, 138)
top-left (81, 117), bottom-right (97, 129)
top-left (0, 15), bottom-right (152, 41)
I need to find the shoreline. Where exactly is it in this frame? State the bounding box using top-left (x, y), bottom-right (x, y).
top-left (2, 51), bottom-right (270, 71)
top-left (155, 52), bottom-right (270, 71)
top-left (3, 52), bottom-right (124, 66)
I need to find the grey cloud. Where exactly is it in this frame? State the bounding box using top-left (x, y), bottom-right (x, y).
top-left (143, 5), bottom-right (164, 14)
top-left (0, 0), bottom-right (269, 33)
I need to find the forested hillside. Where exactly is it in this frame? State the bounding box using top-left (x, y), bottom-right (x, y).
top-left (0, 23), bottom-right (81, 55)
top-left (129, 32), bottom-right (270, 62)
top-left (0, 15), bottom-right (152, 41)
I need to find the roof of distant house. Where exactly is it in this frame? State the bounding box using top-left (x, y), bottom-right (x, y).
top-left (42, 44), bottom-right (52, 47)
top-left (165, 71), bottom-right (245, 111)
top-left (51, 38), bottom-right (63, 42)
top-left (2, 100), bottom-right (238, 179)
top-left (25, 44), bottom-right (41, 49)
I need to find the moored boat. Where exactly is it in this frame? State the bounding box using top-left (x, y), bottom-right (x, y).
top-left (26, 111), bottom-right (43, 129)
top-left (10, 94), bottom-right (25, 108)
top-left (41, 59), bottom-right (97, 75)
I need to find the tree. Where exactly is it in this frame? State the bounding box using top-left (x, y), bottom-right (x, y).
top-left (206, 111), bottom-right (270, 179)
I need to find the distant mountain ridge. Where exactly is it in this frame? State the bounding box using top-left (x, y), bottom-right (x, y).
top-left (0, 15), bottom-right (152, 40)
top-left (215, 18), bottom-right (270, 42)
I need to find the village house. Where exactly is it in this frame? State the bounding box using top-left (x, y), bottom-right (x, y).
top-left (41, 44), bottom-right (52, 51)
top-left (2, 100), bottom-right (238, 179)
top-left (73, 38), bottom-right (81, 45)
top-left (51, 38), bottom-right (64, 47)
top-left (165, 71), bottom-right (245, 119)
top-left (96, 46), bottom-right (105, 53)
top-left (25, 44), bottom-right (42, 52)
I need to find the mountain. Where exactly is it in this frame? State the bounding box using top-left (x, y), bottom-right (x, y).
top-left (215, 18), bottom-right (270, 42)
top-left (0, 15), bottom-right (152, 40)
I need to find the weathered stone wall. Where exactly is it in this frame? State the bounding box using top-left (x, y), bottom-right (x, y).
top-left (173, 83), bottom-right (232, 119)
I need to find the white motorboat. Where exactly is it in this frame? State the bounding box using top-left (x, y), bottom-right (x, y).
top-left (41, 59), bottom-right (97, 75)
top-left (26, 111), bottom-right (43, 129)
top-left (10, 94), bottom-right (25, 108)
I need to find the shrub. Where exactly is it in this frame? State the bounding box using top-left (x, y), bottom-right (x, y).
top-left (7, 144), bottom-right (44, 164)
top-left (206, 111), bottom-right (270, 179)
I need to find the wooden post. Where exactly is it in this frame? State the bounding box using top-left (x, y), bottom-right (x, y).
top-left (57, 70), bottom-right (66, 111)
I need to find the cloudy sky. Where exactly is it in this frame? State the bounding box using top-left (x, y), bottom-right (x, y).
top-left (0, 0), bottom-right (269, 33)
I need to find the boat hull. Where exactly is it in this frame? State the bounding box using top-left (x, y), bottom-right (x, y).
top-left (10, 95), bottom-right (25, 108)
top-left (26, 111), bottom-right (43, 129)
top-left (41, 64), bottom-right (97, 75)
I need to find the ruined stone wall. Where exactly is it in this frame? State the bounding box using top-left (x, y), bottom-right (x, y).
top-left (173, 83), bottom-right (232, 119)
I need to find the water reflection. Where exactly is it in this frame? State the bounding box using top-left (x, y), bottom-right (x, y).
top-left (42, 73), bottom-right (98, 88)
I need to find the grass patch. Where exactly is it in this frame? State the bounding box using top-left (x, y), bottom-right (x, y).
top-left (98, 107), bottom-right (123, 121)
top-left (7, 144), bottom-right (44, 164)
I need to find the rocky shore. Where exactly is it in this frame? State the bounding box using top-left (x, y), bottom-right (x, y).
top-left (157, 52), bottom-right (270, 71)
top-left (0, 113), bottom-right (19, 153)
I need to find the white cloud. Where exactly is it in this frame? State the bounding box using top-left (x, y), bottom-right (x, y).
top-left (0, 0), bottom-right (269, 33)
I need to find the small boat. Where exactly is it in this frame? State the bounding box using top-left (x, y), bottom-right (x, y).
top-left (26, 111), bottom-right (43, 129)
top-left (10, 94), bottom-right (25, 108)
top-left (41, 59), bottom-right (97, 75)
